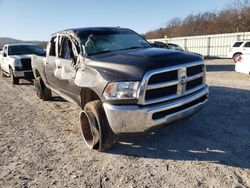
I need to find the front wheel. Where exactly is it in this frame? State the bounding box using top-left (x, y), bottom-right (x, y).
top-left (10, 68), bottom-right (19, 85)
top-left (80, 100), bottom-right (118, 151)
top-left (0, 67), bottom-right (6, 77)
top-left (34, 77), bottom-right (52, 101)
top-left (233, 53), bottom-right (242, 63)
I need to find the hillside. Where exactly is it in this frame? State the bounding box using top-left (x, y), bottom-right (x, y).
top-left (145, 0), bottom-right (250, 39)
top-left (0, 37), bottom-right (47, 49)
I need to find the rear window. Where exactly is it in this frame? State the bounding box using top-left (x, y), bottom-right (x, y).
top-left (233, 42), bottom-right (243, 47)
top-left (243, 42), bottom-right (250, 47)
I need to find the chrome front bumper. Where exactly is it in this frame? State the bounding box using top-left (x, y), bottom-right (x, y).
top-left (103, 86), bottom-right (209, 134)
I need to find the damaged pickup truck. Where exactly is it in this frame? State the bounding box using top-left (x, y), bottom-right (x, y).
top-left (32, 27), bottom-right (209, 151)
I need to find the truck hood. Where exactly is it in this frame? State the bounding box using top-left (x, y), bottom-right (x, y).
top-left (9, 54), bottom-right (32, 59)
top-left (86, 48), bottom-right (203, 82)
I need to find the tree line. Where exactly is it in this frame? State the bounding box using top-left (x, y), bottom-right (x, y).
top-left (144, 0), bottom-right (250, 39)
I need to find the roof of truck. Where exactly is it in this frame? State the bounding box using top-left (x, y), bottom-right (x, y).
top-left (52, 27), bottom-right (131, 36)
top-left (5, 43), bottom-right (37, 47)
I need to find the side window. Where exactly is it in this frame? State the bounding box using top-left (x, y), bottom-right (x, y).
top-left (49, 37), bottom-right (56, 56)
top-left (59, 37), bottom-right (74, 60)
top-left (233, 42), bottom-right (243, 47)
top-left (243, 42), bottom-right (250, 48)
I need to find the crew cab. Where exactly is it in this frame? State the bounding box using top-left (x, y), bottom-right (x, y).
top-left (0, 43), bottom-right (45, 84)
top-left (32, 27), bottom-right (209, 151)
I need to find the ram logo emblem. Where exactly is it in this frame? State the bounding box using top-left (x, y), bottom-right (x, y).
top-left (180, 76), bottom-right (188, 85)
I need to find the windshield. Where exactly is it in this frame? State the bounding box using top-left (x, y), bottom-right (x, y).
top-left (8, 45), bottom-right (45, 56)
top-left (77, 28), bottom-right (151, 56)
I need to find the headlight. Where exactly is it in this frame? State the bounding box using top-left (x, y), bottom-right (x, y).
top-left (103, 82), bottom-right (140, 100)
top-left (15, 59), bottom-right (22, 67)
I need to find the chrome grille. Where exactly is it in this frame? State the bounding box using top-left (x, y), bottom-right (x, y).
top-left (138, 61), bottom-right (206, 105)
top-left (21, 58), bottom-right (32, 70)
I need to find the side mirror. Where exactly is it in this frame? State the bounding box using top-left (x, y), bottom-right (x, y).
top-left (3, 53), bottom-right (7, 57)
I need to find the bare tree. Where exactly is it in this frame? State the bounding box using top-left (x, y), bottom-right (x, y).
top-left (227, 0), bottom-right (249, 31)
top-left (145, 0), bottom-right (250, 39)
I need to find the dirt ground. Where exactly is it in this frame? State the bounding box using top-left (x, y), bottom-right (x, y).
top-left (0, 59), bottom-right (250, 188)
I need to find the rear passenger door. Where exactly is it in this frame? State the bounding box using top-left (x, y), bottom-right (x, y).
top-left (243, 42), bottom-right (250, 54)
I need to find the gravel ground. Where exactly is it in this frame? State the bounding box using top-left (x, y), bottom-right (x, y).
top-left (0, 59), bottom-right (250, 188)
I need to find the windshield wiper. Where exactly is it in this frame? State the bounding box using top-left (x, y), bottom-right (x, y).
top-left (121, 46), bottom-right (147, 51)
top-left (89, 50), bottom-right (114, 56)
top-left (89, 47), bottom-right (148, 56)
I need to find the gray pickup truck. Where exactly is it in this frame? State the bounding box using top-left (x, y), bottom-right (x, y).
top-left (32, 27), bottom-right (209, 151)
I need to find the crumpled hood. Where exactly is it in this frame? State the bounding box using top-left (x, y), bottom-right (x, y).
top-left (86, 48), bottom-right (203, 82)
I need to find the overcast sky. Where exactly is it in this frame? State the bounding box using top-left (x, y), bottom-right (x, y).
top-left (0, 0), bottom-right (231, 41)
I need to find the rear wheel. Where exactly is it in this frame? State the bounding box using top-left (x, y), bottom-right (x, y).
top-left (34, 77), bottom-right (52, 101)
top-left (233, 53), bottom-right (242, 63)
top-left (80, 100), bottom-right (117, 151)
top-left (10, 68), bottom-right (19, 85)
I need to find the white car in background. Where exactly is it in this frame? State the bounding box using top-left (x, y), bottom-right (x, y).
top-left (228, 40), bottom-right (250, 62)
top-left (235, 54), bottom-right (250, 75)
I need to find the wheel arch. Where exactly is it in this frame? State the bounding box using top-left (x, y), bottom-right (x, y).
top-left (233, 52), bottom-right (243, 57)
top-left (8, 59), bottom-right (16, 71)
top-left (34, 69), bottom-right (41, 78)
top-left (9, 64), bottom-right (13, 70)
top-left (80, 88), bottom-right (101, 109)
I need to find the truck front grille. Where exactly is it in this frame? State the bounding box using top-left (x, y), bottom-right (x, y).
top-left (148, 70), bottom-right (178, 84)
top-left (139, 62), bottom-right (206, 105)
top-left (21, 58), bottom-right (32, 70)
top-left (24, 72), bottom-right (34, 79)
top-left (187, 65), bottom-right (203, 76)
top-left (186, 77), bottom-right (203, 90)
top-left (145, 85), bottom-right (177, 100)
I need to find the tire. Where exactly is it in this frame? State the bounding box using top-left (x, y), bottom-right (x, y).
top-left (34, 78), bottom-right (42, 99)
top-left (34, 77), bottom-right (52, 101)
top-left (0, 67), bottom-right (6, 77)
top-left (233, 53), bottom-right (242, 63)
top-left (80, 100), bottom-right (118, 151)
top-left (10, 68), bottom-right (19, 85)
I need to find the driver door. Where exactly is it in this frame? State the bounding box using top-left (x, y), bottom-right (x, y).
top-left (53, 35), bottom-right (80, 98)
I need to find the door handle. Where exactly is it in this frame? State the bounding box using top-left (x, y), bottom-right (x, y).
top-left (57, 66), bottom-right (62, 69)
